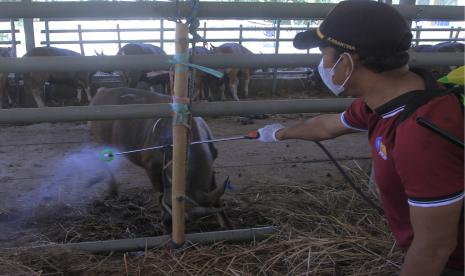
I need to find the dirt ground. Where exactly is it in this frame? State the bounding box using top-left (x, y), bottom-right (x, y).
top-left (0, 96), bottom-right (402, 275)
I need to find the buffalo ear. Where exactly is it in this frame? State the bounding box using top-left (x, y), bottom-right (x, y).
top-left (209, 43), bottom-right (217, 51)
top-left (94, 49), bottom-right (105, 56)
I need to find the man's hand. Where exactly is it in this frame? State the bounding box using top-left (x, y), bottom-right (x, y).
top-left (257, 114), bottom-right (356, 143)
top-left (257, 124), bottom-right (285, 142)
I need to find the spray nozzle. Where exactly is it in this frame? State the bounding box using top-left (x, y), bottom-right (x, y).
top-left (99, 149), bottom-right (115, 162)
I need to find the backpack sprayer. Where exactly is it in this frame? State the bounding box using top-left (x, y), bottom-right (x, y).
top-left (417, 66), bottom-right (464, 149)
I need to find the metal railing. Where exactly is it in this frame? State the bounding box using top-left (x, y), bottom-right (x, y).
top-left (0, 98), bottom-right (355, 124)
top-left (42, 21), bottom-right (310, 54)
top-left (0, 19), bottom-right (22, 56)
top-left (38, 19), bottom-right (464, 95)
top-left (0, 2), bottom-right (463, 20)
top-left (412, 26), bottom-right (464, 46)
top-left (0, 52), bottom-right (461, 73)
top-left (0, 1), bottom-right (462, 123)
top-left (40, 22), bottom-right (465, 55)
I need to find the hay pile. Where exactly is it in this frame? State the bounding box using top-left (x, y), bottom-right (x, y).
top-left (0, 161), bottom-right (402, 275)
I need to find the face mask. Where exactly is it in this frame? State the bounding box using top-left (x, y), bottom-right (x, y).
top-left (318, 53), bottom-right (354, 96)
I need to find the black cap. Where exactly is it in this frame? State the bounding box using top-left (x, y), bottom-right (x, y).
top-left (293, 0), bottom-right (412, 58)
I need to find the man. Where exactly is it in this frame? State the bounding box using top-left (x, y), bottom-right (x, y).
top-left (258, 1), bottom-right (464, 275)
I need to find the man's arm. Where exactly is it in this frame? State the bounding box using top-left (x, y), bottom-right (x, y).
top-left (276, 113), bottom-right (357, 141)
top-left (400, 201), bottom-right (462, 276)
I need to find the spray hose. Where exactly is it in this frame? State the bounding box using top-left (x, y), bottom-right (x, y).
top-left (314, 141), bottom-right (384, 215)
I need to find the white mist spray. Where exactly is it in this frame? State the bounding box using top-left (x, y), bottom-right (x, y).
top-left (14, 145), bottom-right (124, 222)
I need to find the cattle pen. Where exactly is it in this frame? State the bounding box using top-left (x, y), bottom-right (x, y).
top-left (0, 1), bottom-right (463, 275)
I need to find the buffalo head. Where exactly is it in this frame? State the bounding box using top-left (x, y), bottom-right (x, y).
top-left (160, 165), bottom-right (230, 232)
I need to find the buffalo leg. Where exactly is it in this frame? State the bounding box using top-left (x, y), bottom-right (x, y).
top-left (147, 168), bottom-right (172, 232)
top-left (205, 85), bottom-right (212, 101)
top-left (0, 74), bottom-right (6, 108)
top-left (192, 89), bottom-right (200, 102)
top-left (199, 81), bottom-right (205, 100)
top-left (76, 88), bottom-right (83, 103)
top-left (193, 78), bottom-right (205, 101)
top-left (164, 81), bottom-right (171, 95)
top-left (192, 82), bottom-right (201, 101)
top-left (203, 80), bottom-right (212, 101)
top-left (0, 89), bottom-right (3, 109)
top-left (31, 88), bottom-right (46, 108)
top-left (85, 87), bottom-right (93, 103)
top-left (220, 83), bottom-right (227, 101)
top-left (229, 77), bottom-right (240, 101)
top-left (126, 71), bottom-right (141, 88)
top-left (243, 75), bottom-right (251, 98)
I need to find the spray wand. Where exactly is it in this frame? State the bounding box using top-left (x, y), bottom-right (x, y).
top-left (100, 131), bottom-right (260, 162)
top-left (99, 129), bottom-right (384, 214)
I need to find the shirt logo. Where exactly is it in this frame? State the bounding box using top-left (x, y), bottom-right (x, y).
top-left (375, 136), bottom-right (388, 160)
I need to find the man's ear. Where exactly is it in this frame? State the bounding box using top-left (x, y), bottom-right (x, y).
top-left (339, 53), bottom-right (355, 76)
top-left (346, 53), bottom-right (361, 70)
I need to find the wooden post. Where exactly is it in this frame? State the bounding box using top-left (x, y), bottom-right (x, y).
top-left (160, 20), bottom-right (164, 50)
top-left (415, 25), bottom-right (422, 47)
top-left (239, 24), bottom-right (243, 45)
top-left (10, 20), bottom-right (17, 57)
top-left (306, 22), bottom-right (310, 54)
top-left (171, 23), bottom-right (189, 246)
top-left (22, 0), bottom-right (35, 52)
top-left (271, 19), bottom-right (281, 96)
top-left (116, 23), bottom-right (121, 50)
top-left (44, 19), bottom-right (50, 47)
top-left (203, 22), bottom-right (207, 48)
top-left (78, 24), bottom-right (85, 55)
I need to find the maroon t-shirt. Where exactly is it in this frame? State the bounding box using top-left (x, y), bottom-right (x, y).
top-left (342, 91), bottom-right (464, 270)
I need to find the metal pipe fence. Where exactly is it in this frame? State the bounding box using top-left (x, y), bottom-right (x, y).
top-left (11, 2), bottom-right (463, 90)
top-left (13, 1), bottom-right (464, 57)
top-left (36, 26), bottom-right (465, 33)
top-left (36, 19), bottom-right (463, 92)
top-left (36, 19), bottom-right (464, 89)
top-left (0, 98), bottom-right (354, 124)
top-left (39, 24), bottom-right (465, 51)
top-left (39, 37), bottom-right (464, 46)
top-left (412, 38), bottom-right (464, 42)
top-left (0, 53), bottom-right (461, 73)
top-left (0, 2), bottom-right (463, 21)
top-left (7, 227), bottom-right (276, 253)
top-left (0, 19), bottom-right (21, 56)
top-left (0, 1), bottom-right (461, 124)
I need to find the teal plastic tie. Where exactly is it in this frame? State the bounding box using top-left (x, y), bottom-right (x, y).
top-left (168, 53), bottom-right (224, 79)
top-left (171, 102), bottom-right (190, 114)
top-left (171, 102), bottom-right (191, 125)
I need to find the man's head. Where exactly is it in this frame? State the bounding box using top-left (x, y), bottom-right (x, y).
top-left (294, 0), bottom-right (412, 96)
